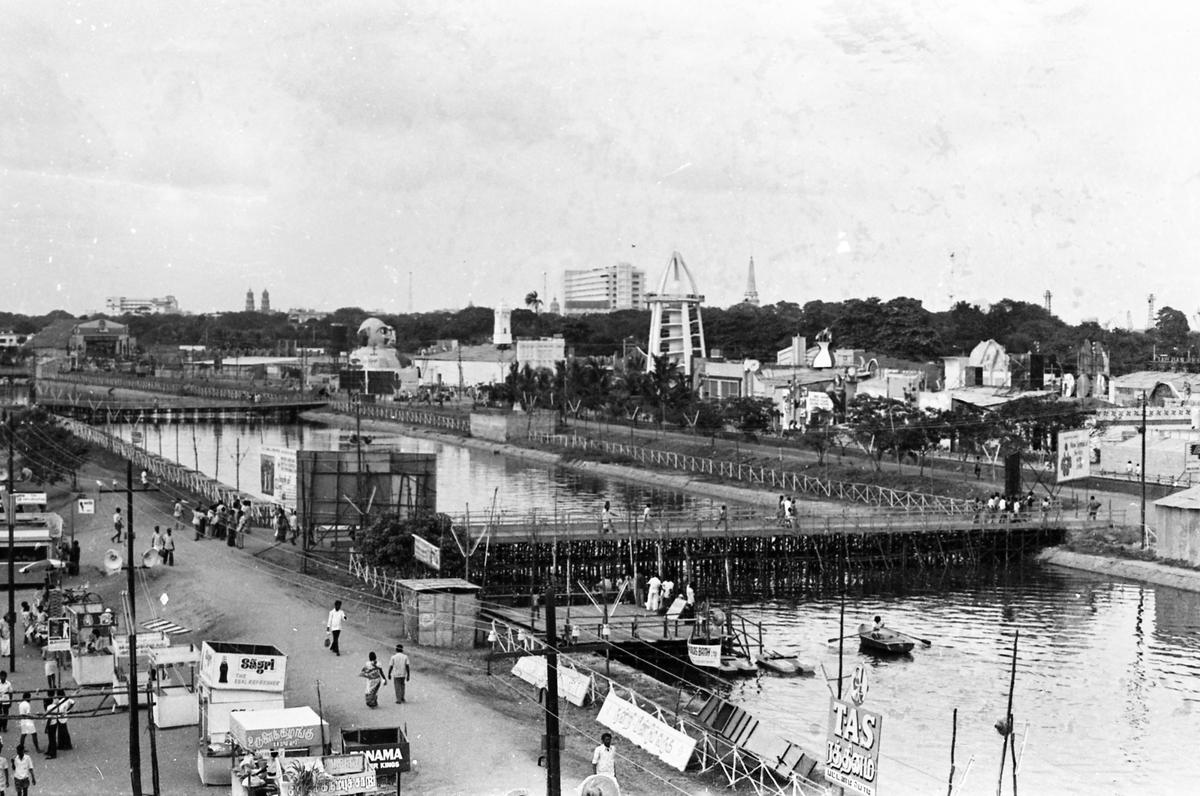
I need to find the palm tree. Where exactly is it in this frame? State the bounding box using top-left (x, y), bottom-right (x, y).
top-left (524, 290), bottom-right (543, 315)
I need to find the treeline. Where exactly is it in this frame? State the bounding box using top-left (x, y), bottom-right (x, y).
top-left (5, 298), bottom-right (1196, 374)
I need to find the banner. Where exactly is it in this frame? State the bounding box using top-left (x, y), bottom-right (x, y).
top-left (806, 392), bottom-right (834, 413)
top-left (826, 696), bottom-right (883, 796)
top-left (687, 642), bottom-right (721, 669)
top-left (1056, 429), bottom-right (1093, 483)
top-left (597, 691), bottom-right (696, 771)
top-left (511, 655), bottom-right (592, 706)
top-left (412, 534), bottom-right (441, 571)
top-left (278, 756), bottom-right (376, 794)
top-left (259, 446), bottom-right (298, 508)
top-left (200, 642), bottom-right (287, 692)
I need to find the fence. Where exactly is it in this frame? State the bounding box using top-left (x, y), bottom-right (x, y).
top-left (42, 373), bottom-right (320, 404)
top-left (531, 432), bottom-right (972, 515)
top-left (326, 399), bottom-right (470, 433)
top-left (61, 418), bottom-right (278, 526)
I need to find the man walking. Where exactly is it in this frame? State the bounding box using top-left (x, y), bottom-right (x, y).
top-left (172, 499), bottom-right (184, 530)
top-left (387, 644), bottom-right (410, 704)
top-left (326, 601), bottom-right (347, 656)
top-left (111, 507), bottom-right (124, 544)
top-left (0, 671), bottom-right (12, 732)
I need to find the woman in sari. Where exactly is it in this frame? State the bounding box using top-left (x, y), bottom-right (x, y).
top-left (360, 651), bottom-right (384, 708)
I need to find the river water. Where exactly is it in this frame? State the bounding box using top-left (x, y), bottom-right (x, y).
top-left (111, 421), bottom-right (1197, 794)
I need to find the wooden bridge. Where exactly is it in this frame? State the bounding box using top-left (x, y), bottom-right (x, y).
top-left (40, 397), bottom-right (328, 424)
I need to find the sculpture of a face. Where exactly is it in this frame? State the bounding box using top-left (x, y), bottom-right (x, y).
top-left (357, 318), bottom-right (395, 349)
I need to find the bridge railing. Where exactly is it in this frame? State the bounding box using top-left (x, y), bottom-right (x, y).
top-left (326, 399), bottom-right (471, 433)
top-left (41, 373), bottom-right (322, 404)
top-left (530, 432), bottom-right (972, 515)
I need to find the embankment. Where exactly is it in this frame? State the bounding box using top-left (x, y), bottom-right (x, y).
top-left (1038, 548), bottom-right (1200, 593)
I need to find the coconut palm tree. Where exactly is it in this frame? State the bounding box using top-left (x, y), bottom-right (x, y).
top-left (524, 290), bottom-right (543, 315)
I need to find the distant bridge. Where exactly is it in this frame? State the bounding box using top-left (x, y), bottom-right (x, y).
top-left (41, 398), bottom-right (328, 424)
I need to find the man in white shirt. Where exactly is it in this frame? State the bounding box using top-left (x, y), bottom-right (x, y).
top-left (0, 671), bottom-right (13, 732)
top-left (386, 644), bottom-right (411, 704)
top-left (326, 601), bottom-right (347, 656)
top-left (591, 733), bottom-right (616, 778)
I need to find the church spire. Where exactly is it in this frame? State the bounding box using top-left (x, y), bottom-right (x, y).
top-left (743, 257), bottom-right (760, 306)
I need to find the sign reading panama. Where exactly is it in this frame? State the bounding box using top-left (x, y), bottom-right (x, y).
top-left (825, 696), bottom-right (883, 796)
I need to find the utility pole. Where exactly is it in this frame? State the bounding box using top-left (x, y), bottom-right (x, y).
top-left (544, 584), bottom-right (562, 796)
top-left (99, 461), bottom-right (156, 796)
top-left (1137, 391), bottom-right (1147, 552)
top-left (5, 411), bottom-right (16, 673)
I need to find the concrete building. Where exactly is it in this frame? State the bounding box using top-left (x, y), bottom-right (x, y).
top-left (287, 308), bottom-right (330, 324)
top-left (561, 262), bottom-right (645, 316)
top-left (413, 344), bottom-right (516, 389)
top-left (105, 295), bottom-right (180, 315)
top-left (69, 318), bottom-right (134, 362)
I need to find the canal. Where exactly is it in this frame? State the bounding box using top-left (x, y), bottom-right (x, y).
top-left (107, 420), bottom-right (1196, 794)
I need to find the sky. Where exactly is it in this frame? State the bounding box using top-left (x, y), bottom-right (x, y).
top-left (2, 0), bottom-right (1199, 326)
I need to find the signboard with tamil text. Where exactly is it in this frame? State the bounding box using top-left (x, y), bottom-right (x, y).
top-left (278, 757), bottom-right (376, 795)
top-left (825, 696), bottom-right (883, 796)
top-left (597, 691), bottom-right (696, 771)
top-left (412, 534), bottom-right (441, 571)
top-left (1056, 429), bottom-right (1094, 483)
top-left (511, 655), bottom-right (592, 706)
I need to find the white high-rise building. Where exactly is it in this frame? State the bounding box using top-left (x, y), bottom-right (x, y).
top-left (561, 263), bottom-right (645, 316)
top-left (105, 295), bottom-right (180, 315)
top-left (646, 252), bottom-right (705, 376)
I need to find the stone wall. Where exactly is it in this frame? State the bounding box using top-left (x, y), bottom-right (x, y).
top-left (469, 410), bottom-right (557, 442)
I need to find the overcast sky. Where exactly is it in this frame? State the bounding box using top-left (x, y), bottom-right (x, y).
top-left (3, 0), bottom-right (1198, 325)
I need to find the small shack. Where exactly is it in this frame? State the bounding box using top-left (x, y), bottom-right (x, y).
top-left (398, 578), bottom-right (480, 648)
top-left (1155, 485), bottom-right (1200, 565)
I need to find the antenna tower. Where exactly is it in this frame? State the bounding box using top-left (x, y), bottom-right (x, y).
top-left (1043, 290), bottom-right (1052, 314)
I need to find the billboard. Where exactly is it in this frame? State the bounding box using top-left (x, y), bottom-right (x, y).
top-left (511, 656), bottom-right (593, 706)
top-left (1056, 429), bottom-right (1094, 483)
top-left (260, 446), bottom-right (298, 508)
top-left (412, 534), bottom-right (441, 571)
top-left (826, 696), bottom-right (883, 796)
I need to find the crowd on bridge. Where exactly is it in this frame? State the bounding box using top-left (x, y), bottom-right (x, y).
top-left (970, 491), bottom-right (1053, 524)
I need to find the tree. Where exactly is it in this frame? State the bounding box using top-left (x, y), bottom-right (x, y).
top-left (722, 396), bottom-right (779, 434)
top-left (1155, 306), bottom-right (1190, 347)
top-left (2, 406), bottom-right (90, 486)
top-left (524, 291), bottom-right (543, 316)
top-left (798, 409), bottom-right (838, 464)
top-left (355, 512), bottom-right (458, 574)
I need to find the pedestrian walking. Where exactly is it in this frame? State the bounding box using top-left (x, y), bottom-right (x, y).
top-left (644, 574), bottom-right (661, 612)
top-left (274, 507), bottom-right (288, 543)
top-left (600, 501), bottom-right (615, 534)
top-left (326, 601), bottom-right (346, 656)
top-left (51, 692), bottom-right (73, 751)
top-left (12, 744), bottom-right (34, 795)
top-left (641, 503), bottom-right (653, 532)
top-left (0, 671), bottom-right (13, 732)
top-left (150, 526), bottom-right (164, 560)
top-left (360, 652), bottom-right (385, 708)
top-left (162, 529), bottom-right (176, 566)
top-left (17, 694), bottom-right (39, 753)
top-left (1087, 495), bottom-right (1101, 520)
top-left (42, 653), bottom-right (57, 692)
top-left (387, 644), bottom-right (410, 704)
top-left (591, 732), bottom-right (617, 779)
top-left (41, 698), bottom-right (56, 759)
top-left (173, 499), bottom-right (184, 530)
top-left (0, 738), bottom-right (9, 794)
top-left (716, 504), bottom-right (728, 532)
top-left (288, 509), bottom-right (300, 545)
top-left (111, 507), bottom-right (124, 544)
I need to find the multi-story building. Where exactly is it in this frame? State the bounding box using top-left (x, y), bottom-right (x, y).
top-left (104, 296), bottom-right (180, 315)
top-left (287, 308), bottom-right (330, 324)
top-left (561, 262), bottom-right (645, 316)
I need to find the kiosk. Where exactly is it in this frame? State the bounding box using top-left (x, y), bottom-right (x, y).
top-left (66, 600), bottom-right (116, 685)
top-left (112, 631), bottom-right (170, 708)
top-left (277, 753), bottom-right (376, 796)
top-left (228, 707), bottom-right (333, 796)
top-left (198, 641), bottom-right (288, 786)
top-left (149, 644), bottom-right (201, 728)
top-left (341, 726), bottom-right (410, 791)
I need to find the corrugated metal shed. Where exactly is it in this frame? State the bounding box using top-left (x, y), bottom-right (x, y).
top-left (396, 578), bottom-right (480, 593)
top-left (1155, 485), bottom-right (1200, 510)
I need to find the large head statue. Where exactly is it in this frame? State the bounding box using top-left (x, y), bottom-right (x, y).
top-left (356, 317), bottom-right (395, 349)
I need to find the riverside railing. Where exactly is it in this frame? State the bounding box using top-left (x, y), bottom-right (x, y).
top-left (61, 418), bottom-right (277, 526)
top-left (326, 399), bottom-right (471, 433)
top-left (529, 432), bottom-right (972, 515)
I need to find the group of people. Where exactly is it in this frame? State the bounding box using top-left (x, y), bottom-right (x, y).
top-left (326, 601), bottom-right (414, 710)
top-left (776, 495), bottom-right (801, 528)
top-left (0, 665), bottom-right (74, 794)
top-left (183, 497), bottom-right (302, 548)
top-left (972, 492), bottom-right (1052, 523)
top-left (643, 574), bottom-right (697, 619)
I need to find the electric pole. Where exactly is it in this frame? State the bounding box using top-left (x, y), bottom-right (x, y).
top-left (99, 461), bottom-right (157, 796)
top-left (544, 584), bottom-right (561, 796)
top-left (5, 412), bottom-right (15, 673)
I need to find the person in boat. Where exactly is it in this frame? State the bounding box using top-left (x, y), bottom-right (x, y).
top-left (871, 615), bottom-right (885, 638)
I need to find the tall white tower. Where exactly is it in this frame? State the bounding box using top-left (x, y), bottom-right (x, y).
top-left (743, 257), bottom-right (760, 306)
top-left (493, 302), bottom-right (513, 347)
top-left (646, 251), bottom-right (706, 376)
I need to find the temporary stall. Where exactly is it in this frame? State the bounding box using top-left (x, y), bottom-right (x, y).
top-left (397, 578), bottom-right (480, 649)
top-left (197, 641), bottom-right (288, 786)
top-left (66, 600), bottom-right (116, 685)
top-left (112, 631), bottom-right (170, 708)
top-left (277, 753), bottom-right (375, 796)
top-left (228, 707), bottom-right (332, 796)
top-left (149, 644), bottom-right (201, 728)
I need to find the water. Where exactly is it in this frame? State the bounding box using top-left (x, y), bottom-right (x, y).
top-left (107, 420), bottom-right (714, 518)
top-left (729, 565), bottom-right (1200, 795)
top-left (112, 421), bottom-right (1200, 793)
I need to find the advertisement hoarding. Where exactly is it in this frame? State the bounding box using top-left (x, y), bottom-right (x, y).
top-left (1056, 429), bottom-right (1094, 483)
top-left (259, 446), bottom-right (298, 508)
top-left (412, 534), bottom-right (441, 571)
top-left (511, 656), bottom-right (592, 706)
top-left (597, 691), bottom-right (696, 771)
top-left (825, 696), bottom-right (883, 796)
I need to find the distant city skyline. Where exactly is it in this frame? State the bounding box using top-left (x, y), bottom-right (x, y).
top-left (3, 2), bottom-right (1199, 324)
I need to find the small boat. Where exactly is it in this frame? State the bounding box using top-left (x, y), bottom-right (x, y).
top-left (755, 649), bottom-right (815, 676)
top-left (857, 623), bottom-right (915, 655)
top-left (718, 655), bottom-right (759, 676)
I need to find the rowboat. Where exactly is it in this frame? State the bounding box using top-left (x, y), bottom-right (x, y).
top-left (857, 623), bottom-right (915, 655)
top-left (718, 655), bottom-right (759, 676)
top-left (755, 649), bottom-right (815, 676)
